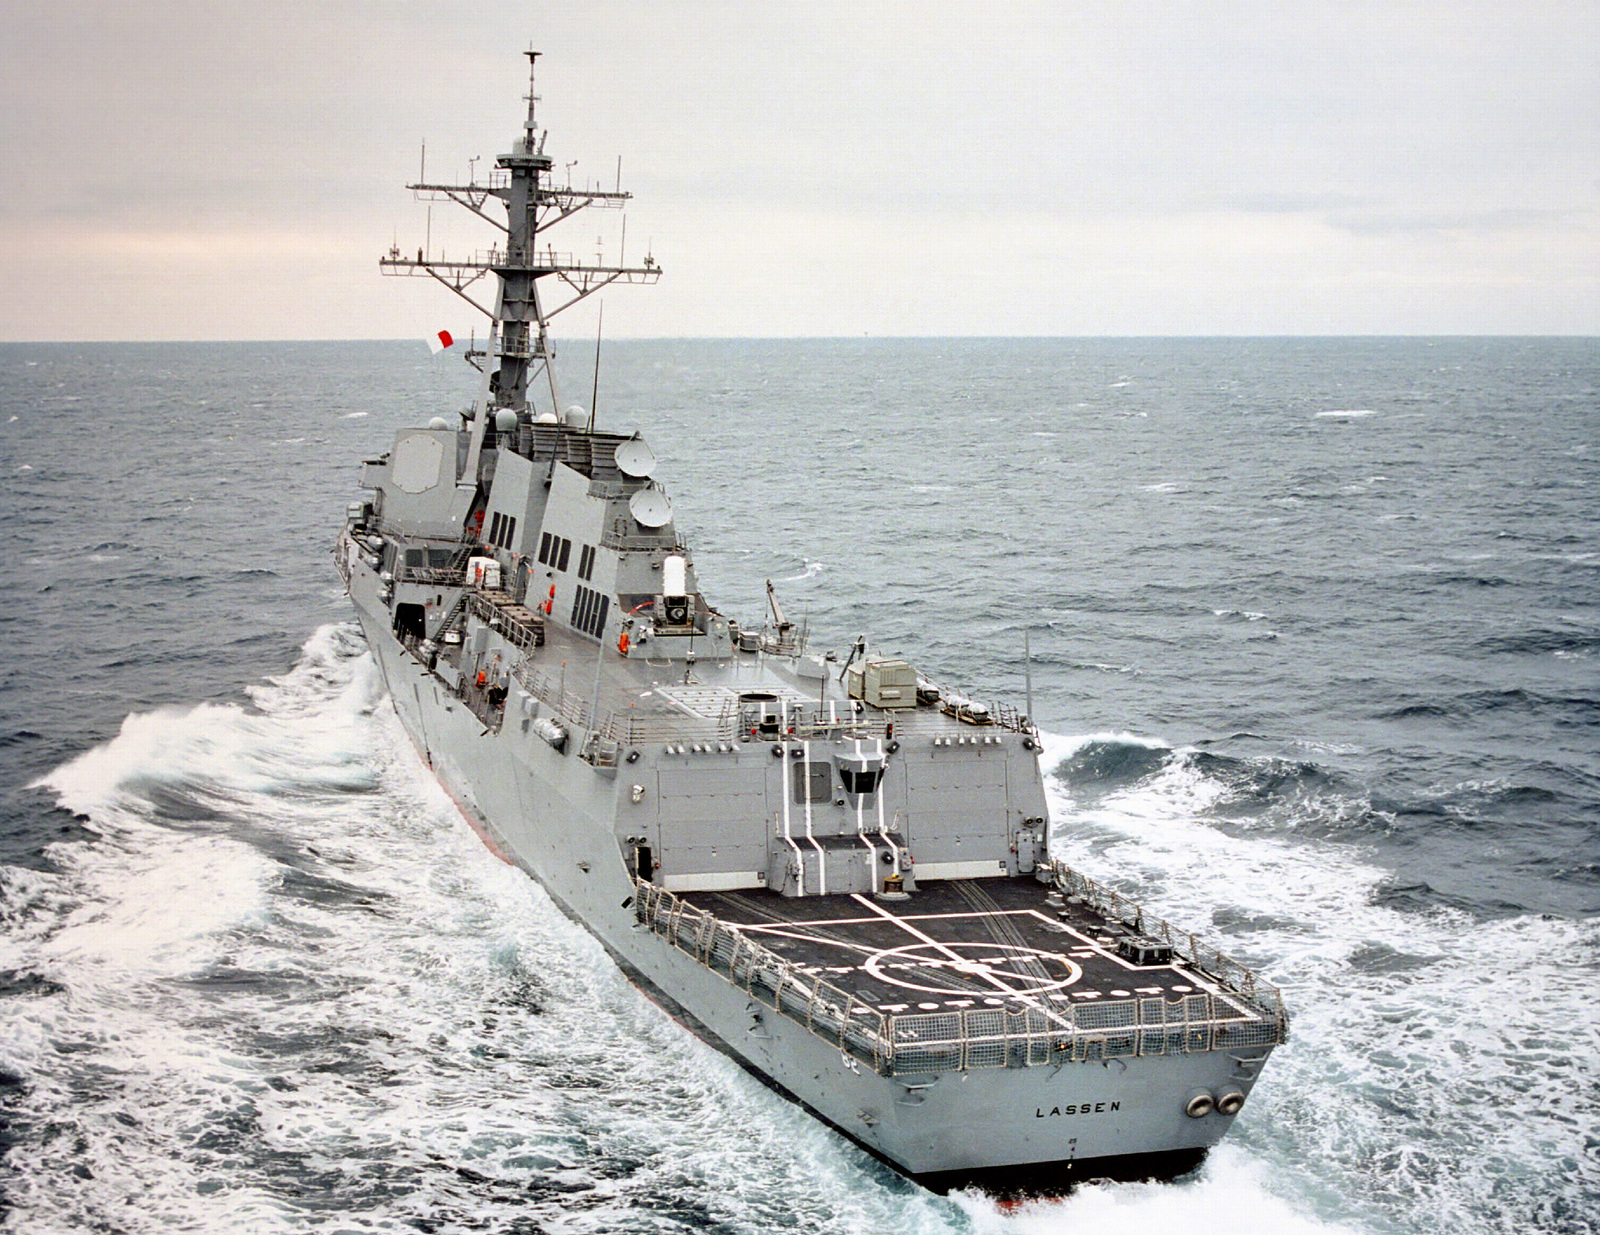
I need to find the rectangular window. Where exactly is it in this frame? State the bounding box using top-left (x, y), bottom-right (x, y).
top-left (556, 537), bottom-right (572, 573)
top-left (538, 531), bottom-right (553, 565)
top-left (578, 543), bottom-right (595, 581)
top-left (792, 761), bottom-right (832, 804)
top-left (568, 585), bottom-right (611, 640)
top-left (489, 512), bottom-right (503, 545)
top-left (502, 515), bottom-right (517, 549)
top-left (840, 767), bottom-right (885, 795)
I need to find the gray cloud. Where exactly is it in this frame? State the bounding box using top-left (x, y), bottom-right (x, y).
top-left (2, 1), bottom-right (1595, 338)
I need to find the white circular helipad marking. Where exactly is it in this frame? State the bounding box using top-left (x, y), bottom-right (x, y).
top-left (861, 942), bottom-right (1082, 996)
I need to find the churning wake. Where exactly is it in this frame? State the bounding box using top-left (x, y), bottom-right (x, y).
top-left (1041, 731), bottom-right (1600, 1235)
top-left (1, 630), bottom-right (1589, 1232)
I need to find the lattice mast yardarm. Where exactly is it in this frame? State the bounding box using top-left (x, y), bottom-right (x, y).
top-left (379, 51), bottom-right (660, 419)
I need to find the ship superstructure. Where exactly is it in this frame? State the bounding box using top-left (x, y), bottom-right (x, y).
top-left (336, 53), bottom-right (1286, 1192)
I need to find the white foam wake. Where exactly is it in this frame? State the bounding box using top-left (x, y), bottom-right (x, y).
top-left (6, 637), bottom-right (1590, 1234)
top-left (1038, 729), bottom-right (1600, 1235)
top-left (0, 627), bottom-right (942, 1232)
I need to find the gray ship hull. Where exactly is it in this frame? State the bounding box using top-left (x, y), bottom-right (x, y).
top-left (340, 53), bottom-right (1284, 1193)
top-left (349, 588), bottom-right (1276, 1188)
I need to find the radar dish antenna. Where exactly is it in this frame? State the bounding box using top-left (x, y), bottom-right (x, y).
top-left (628, 487), bottom-right (672, 528)
top-left (614, 436), bottom-right (656, 479)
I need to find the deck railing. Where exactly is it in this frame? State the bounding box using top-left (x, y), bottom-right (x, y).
top-left (633, 867), bottom-right (1287, 1077)
top-left (634, 880), bottom-right (894, 1072)
top-left (1044, 861), bottom-right (1288, 1026)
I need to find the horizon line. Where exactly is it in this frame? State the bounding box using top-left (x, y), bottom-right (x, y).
top-left (2, 333), bottom-right (1595, 345)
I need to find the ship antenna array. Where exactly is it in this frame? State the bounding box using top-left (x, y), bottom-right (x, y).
top-left (588, 302), bottom-right (604, 433)
top-left (1024, 628), bottom-right (1035, 723)
top-left (377, 47), bottom-right (661, 418)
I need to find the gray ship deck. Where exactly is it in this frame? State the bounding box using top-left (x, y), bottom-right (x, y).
top-left (684, 878), bottom-right (1226, 1017)
top-left (442, 604), bottom-right (1023, 746)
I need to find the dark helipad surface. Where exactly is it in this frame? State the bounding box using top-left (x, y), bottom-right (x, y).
top-left (685, 878), bottom-right (1220, 1016)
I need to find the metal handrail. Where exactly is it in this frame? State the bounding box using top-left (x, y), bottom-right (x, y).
top-left (633, 865), bottom-right (1287, 1076)
top-left (468, 590), bottom-right (544, 652)
top-left (1045, 861), bottom-right (1289, 1026)
top-left (399, 566), bottom-right (469, 587)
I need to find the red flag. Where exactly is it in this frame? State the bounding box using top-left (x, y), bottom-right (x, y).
top-left (427, 329), bottom-right (455, 354)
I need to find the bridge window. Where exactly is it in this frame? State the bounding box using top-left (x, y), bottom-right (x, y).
top-left (570, 584), bottom-right (610, 639)
top-left (840, 767), bottom-right (885, 795)
top-left (537, 532), bottom-right (572, 570)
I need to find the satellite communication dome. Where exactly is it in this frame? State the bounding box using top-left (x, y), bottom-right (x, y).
top-left (564, 404), bottom-right (588, 428)
top-left (494, 409), bottom-right (519, 432)
top-left (427, 416), bottom-right (449, 430)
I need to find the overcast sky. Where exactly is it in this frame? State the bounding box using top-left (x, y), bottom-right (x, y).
top-left (2, 1), bottom-right (1596, 339)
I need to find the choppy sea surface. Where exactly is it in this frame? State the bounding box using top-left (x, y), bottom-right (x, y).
top-left (0, 337), bottom-right (1595, 1234)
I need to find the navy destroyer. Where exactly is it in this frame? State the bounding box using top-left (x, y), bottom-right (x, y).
top-left (336, 53), bottom-right (1286, 1193)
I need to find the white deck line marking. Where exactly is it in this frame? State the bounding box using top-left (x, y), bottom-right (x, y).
top-left (848, 894), bottom-right (1074, 1030)
top-left (1020, 909), bottom-right (1186, 974)
top-left (721, 925), bottom-right (886, 957)
top-left (779, 749), bottom-right (805, 895)
top-left (731, 908), bottom-right (1045, 932)
top-left (802, 740), bottom-right (826, 895)
top-left (853, 739), bottom-right (881, 885)
top-left (721, 906), bottom-right (1208, 1002)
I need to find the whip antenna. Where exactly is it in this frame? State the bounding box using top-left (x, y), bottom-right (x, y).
top-left (587, 301), bottom-right (604, 432)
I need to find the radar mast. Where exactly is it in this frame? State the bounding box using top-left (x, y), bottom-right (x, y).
top-left (380, 51), bottom-right (661, 420)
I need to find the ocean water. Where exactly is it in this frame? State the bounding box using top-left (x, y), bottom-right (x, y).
top-left (0, 337), bottom-right (1595, 1233)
